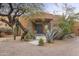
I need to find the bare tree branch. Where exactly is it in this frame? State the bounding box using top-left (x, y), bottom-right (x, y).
top-left (16, 9), bottom-right (26, 16)
top-left (0, 14), bottom-right (8, 16)
top-left (0, 3), bottom-right (2, 8)
top-left (8, 3), bottom-right (14, 15)
top-left (0, 3), bottom-right (44, 40)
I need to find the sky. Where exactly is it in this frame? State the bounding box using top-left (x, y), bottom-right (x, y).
top-left (44, 3), bottom-right (79, 14)
top-left (1, 3), bottom-right (79, 15)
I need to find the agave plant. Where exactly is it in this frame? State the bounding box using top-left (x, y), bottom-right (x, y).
top-left (46, 27), bottom-right (59, 43)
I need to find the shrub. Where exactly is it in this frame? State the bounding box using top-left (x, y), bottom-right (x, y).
top-left (47, 39), bottom-right (52, 43)
top-left (23, 31), bottom-right (35, 41)
top-left (0, 28), bottom-right (12, 37)
top-left (24, 34), bottom-right (32, 41)
top-left (58, 16), bottom-right (74, 40)
top-left (38, 38), bottom-right (44, 46)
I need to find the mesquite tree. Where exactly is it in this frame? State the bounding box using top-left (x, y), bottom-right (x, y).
top-left (0, 3), bottom-right (44, 40)
top-left (54, 4), bottom-right (78, 40)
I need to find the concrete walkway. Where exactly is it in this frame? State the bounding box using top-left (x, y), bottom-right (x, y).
top-left (29, 35), bottom-right (46, 45)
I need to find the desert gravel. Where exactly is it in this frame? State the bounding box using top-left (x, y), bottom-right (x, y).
top-left (0, 36), bottom-right (79, 56)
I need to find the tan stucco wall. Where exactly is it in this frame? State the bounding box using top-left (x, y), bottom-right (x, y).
top-left (0, 16), bottom-right (11, 29)
top-left (1, 15), bottom-right (79, 36)
top-left (73, 22), bottom-right (79, 36)
top-left (19, 16), bottom-right (33, 34)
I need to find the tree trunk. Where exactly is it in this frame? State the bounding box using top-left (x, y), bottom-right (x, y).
top-left (16, 19), bottom-right (28, 40)
top-left (12, 26), bottom-right (16, 40)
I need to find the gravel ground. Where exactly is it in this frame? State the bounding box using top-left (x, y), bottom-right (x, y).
top-left (0, 36), bottom-right (79, 56)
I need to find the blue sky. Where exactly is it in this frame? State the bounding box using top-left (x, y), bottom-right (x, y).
top-left (44, 3), bottom-right (79, 14)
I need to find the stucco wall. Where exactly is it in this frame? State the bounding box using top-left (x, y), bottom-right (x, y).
top-left (0, 16), bottom-right (11, 29)
top-left (19, 16), bottom-right (33, 34)
top-left (73, 22), bottom-right (79, 36)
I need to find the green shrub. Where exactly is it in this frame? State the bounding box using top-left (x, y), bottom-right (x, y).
top-left (38, 38), bottom-right (44, 46)
top-left (24, 34), bottom-right (32, 41)
top-left (58, 16), bottom-right (74, 40)
top-left (23, 31), bottom-right (35, 41)
top-left (47, 39), bottom-right (53, 43)
top-left (0, 28), bottom-right (12, 32)
top-left (0, 28), bottom-right (12, 35)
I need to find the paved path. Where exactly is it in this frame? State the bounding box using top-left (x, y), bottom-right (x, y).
top-left (29, 35), bottom-right (46, 45)
top-left (0, 36), bottom-right (79, 56)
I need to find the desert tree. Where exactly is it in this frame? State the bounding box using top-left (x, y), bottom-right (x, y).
top-left (58, 3), bottom-right (77, 39)
top-left (0, 3), bottom-right (44, 40)
top-left (46, 3), bottom-right (78, 41)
